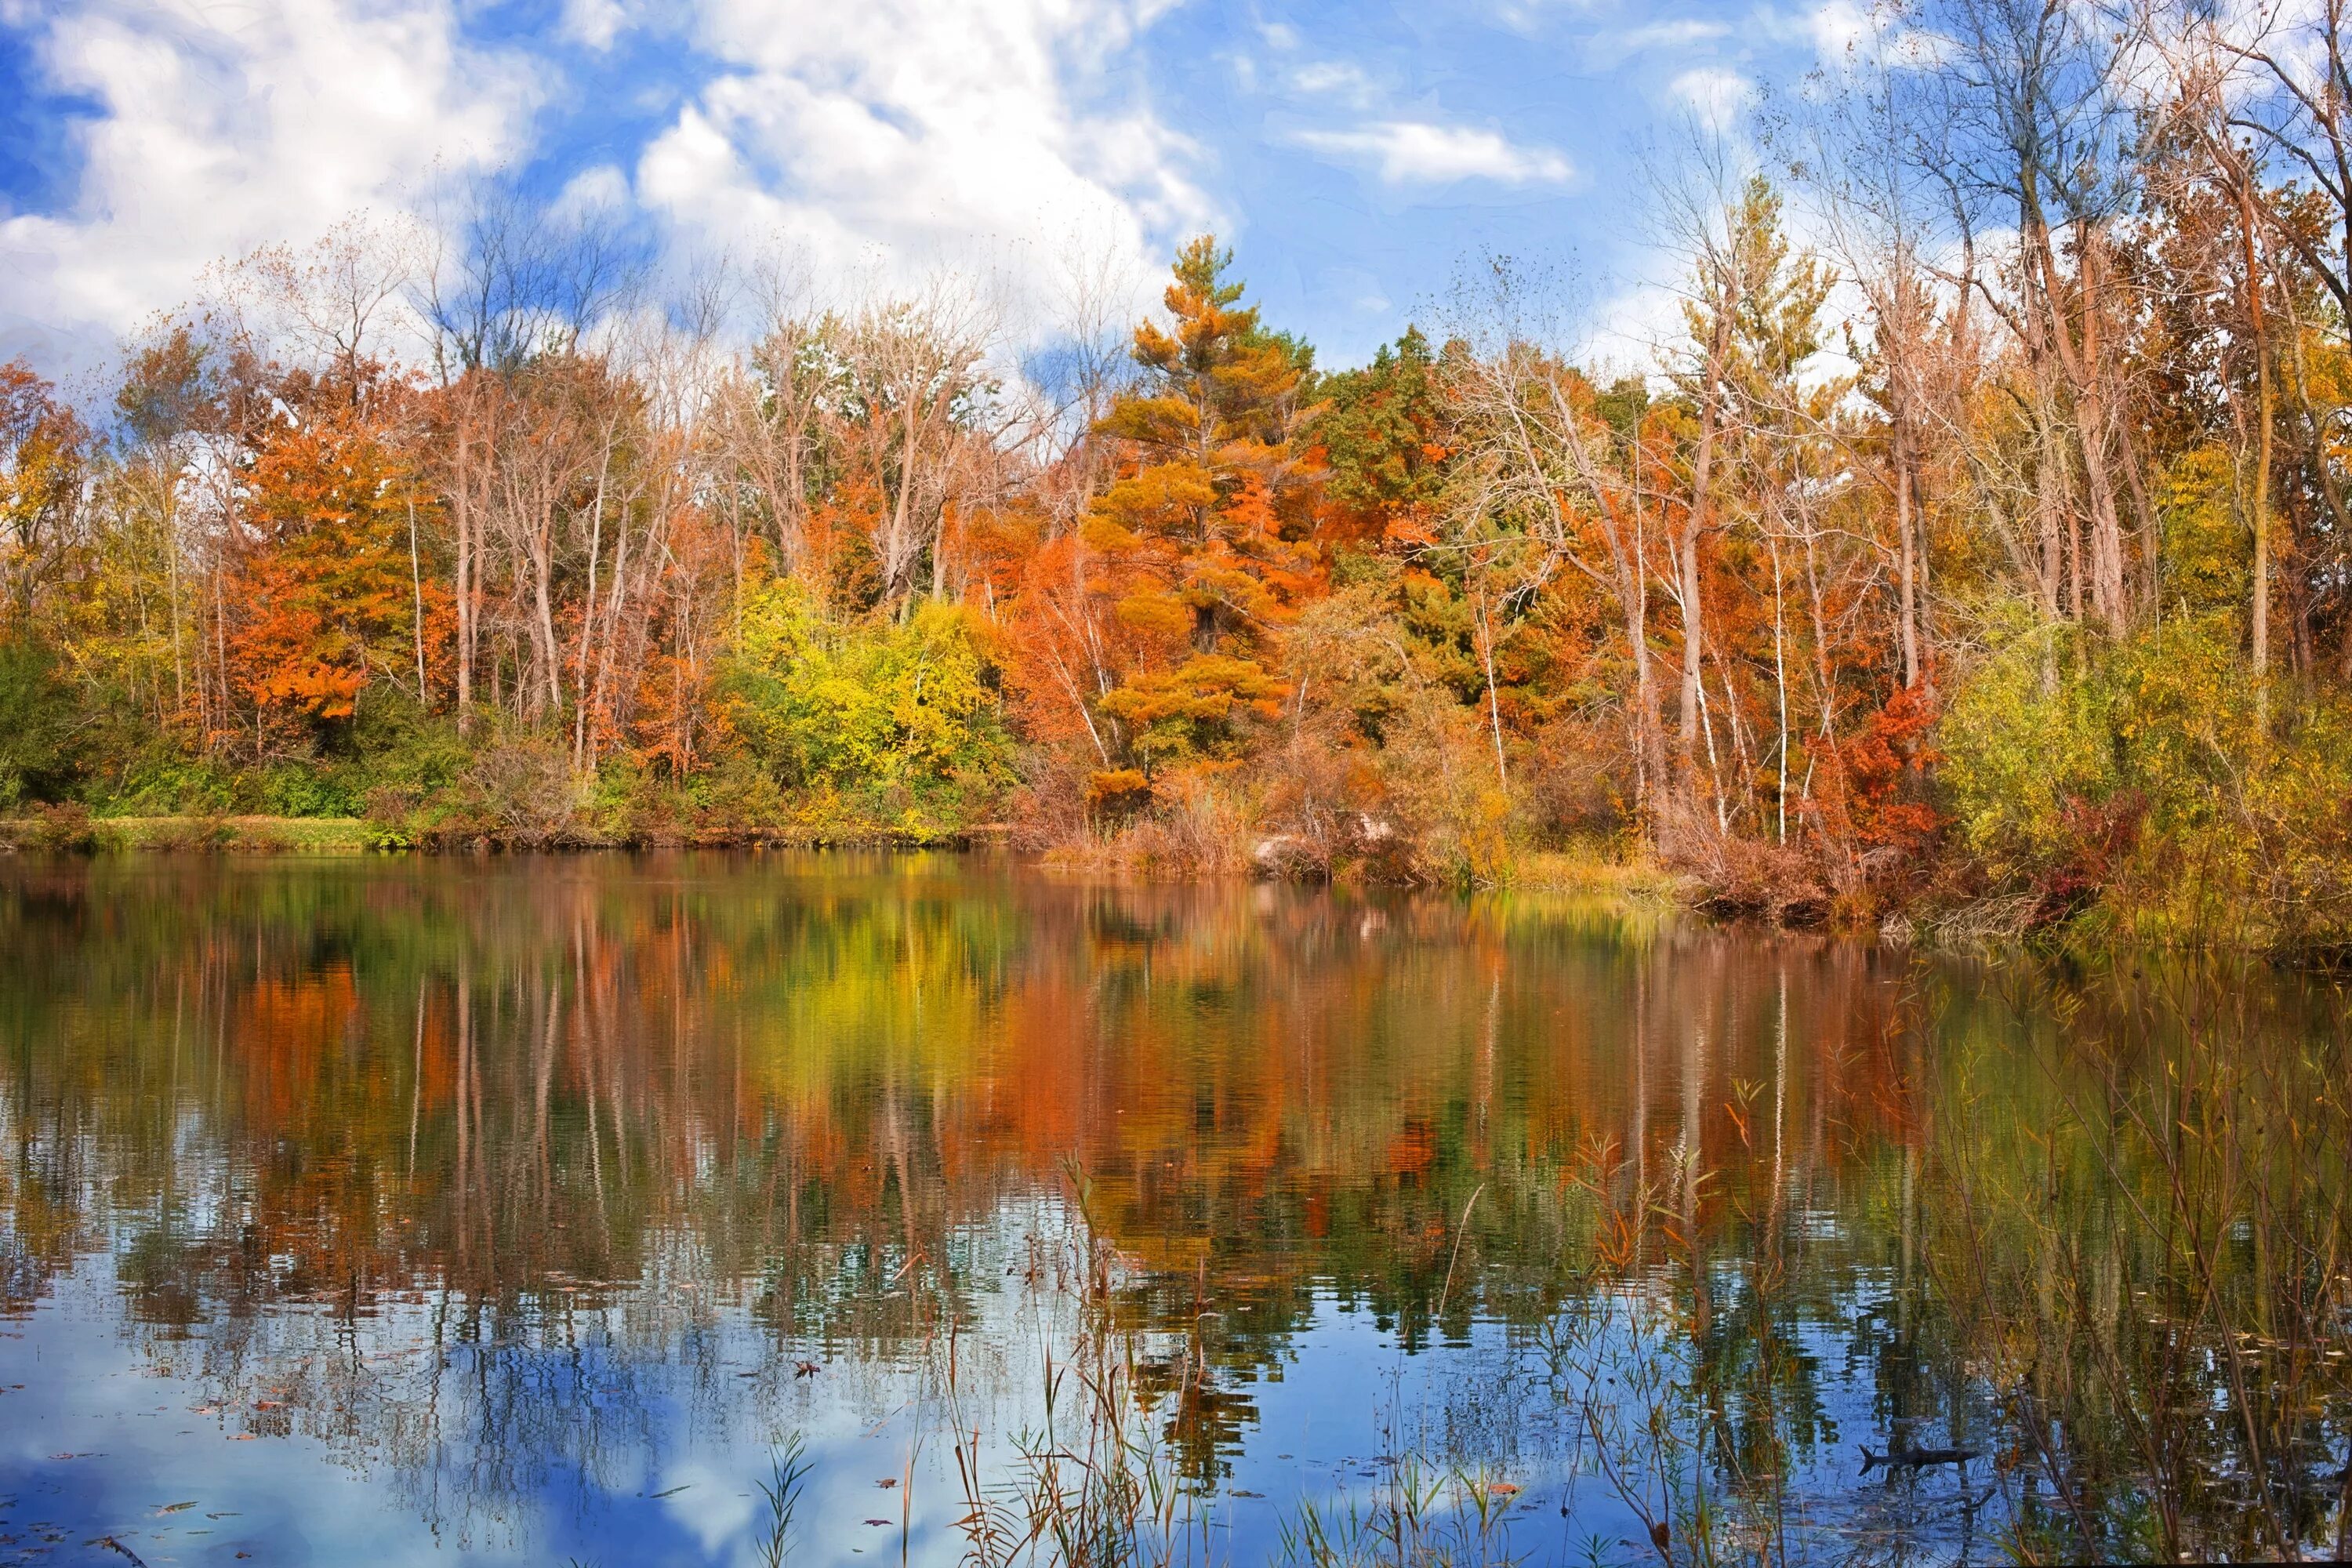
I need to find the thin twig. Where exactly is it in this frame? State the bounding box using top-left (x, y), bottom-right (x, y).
top-left (1436, 1183), bottom-right (1486, 1319)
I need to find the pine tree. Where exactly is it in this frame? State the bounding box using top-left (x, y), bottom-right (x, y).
top-left (1084, 237), bottom-right (1318, 776)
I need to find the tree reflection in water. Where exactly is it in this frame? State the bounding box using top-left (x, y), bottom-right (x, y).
top-left (0, 855), bottom-right (2345, 1563)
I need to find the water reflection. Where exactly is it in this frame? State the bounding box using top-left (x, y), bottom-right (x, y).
top-left (0, 855), bottom-right (2343, 1564)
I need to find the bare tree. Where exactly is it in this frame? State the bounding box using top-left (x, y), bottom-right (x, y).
top-left (1917, 0), bottom-right (2151, 630)
top-left (1444, 261), bottom-right (1671, 820)
top-left (417, 176), bottom-right (650, 380)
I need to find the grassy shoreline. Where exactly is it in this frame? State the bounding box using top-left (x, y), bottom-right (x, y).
top-left (0, 813), bottom-right (381, 855)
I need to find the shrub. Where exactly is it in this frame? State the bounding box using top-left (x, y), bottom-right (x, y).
top-left (29, 801), bottom-right (100, 852)
top-left (104, 750), bottom-right (238, 816)
top-left (1939, 603), bottom-right (2352, 945)
top-left (0, 638), bottom-right (86, 808)
top-left (718, 579), bottom-right (1016, 840)
top-left (432, 737), bottom-right (583, 848)
top-left (262, 763), bottom-right (362, 818)
top-left (145, 815), bottom-right (236, 851)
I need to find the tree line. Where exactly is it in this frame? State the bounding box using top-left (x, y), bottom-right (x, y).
top-left (10, 0), bottom-right (2352, 939)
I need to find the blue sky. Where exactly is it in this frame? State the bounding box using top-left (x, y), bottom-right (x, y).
top-left (0, 0), bottom-right (1855, 376)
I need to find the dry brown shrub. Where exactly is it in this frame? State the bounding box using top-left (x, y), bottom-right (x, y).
top-left (146, 815), bottom-right (235, 851)
top-left (436, 739), bottom-right (585, 848)
top-left (1660, 799), bottom-right (1833, 922)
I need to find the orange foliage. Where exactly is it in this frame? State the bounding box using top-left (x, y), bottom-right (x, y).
top-left (229, 383), bottom-right (445, 739)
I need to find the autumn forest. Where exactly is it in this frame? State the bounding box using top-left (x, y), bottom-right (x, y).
top-left (9, 0), bottom-right (2352, 947)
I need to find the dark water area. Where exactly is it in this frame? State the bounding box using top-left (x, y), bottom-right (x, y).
top-left (0, 855), bottom-right (2347, 1566)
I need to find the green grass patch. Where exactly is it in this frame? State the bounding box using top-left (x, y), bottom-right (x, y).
top-left (2, 813), bottom-right (378, 854)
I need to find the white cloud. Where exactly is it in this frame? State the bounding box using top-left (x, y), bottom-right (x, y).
top-left (0, 0), bottom-right (1205, 371)
top-left (553, 163), bottom-right (632, 220)
top-left (1292, 121), bottom-right (1572, 187)
top-left (1290, 60), bottom-right (1375, 103)
top-left (1586, 17), bottom-right (1733, 67)
top-left (1806, 0), bottom-right (1873, 60)
top-left (1667, 66), bottom-right (1755, 129)
top-left (561, 0), bottom-right (630, 51)
top-left (0, 0), bottom-right (534, 372)
top-left (1798, 0), bottom-right (1947, 71)
top-left (640, 0), bottom-right (1210, 336)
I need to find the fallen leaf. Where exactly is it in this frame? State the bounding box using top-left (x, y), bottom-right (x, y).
top-left (157, 1501), bottom-right (198, 1513)
top-left (875, 1479), bottom-right (897, 1490)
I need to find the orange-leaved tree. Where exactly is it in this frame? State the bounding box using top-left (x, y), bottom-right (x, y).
top-left (1082, 238), bottom-right (1319, 787)
top-left (231, 377), bottom-right (443, 748)
top-left (0, 360), bottom-right (88, 626)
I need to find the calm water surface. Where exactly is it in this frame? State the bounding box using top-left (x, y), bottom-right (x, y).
top-left (1, 855), bottom-right (2346, 1566)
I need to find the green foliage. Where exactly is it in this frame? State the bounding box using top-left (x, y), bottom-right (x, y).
top-left (86, 684), bottom-right (463, 822)
top-left (720, 579), bottom-right (1014, 839)
top-left (0, 638), bottom-right (86, 808)
top-left (1940, 604), bottom-right (2352, 943)
top-left (1592, 374), bottom-right (1650, 450)
top-left (1940, 609), bottom-right (2126, 889)
top-left (333, 685), bottom-right (468, 798)
top-left (100, 749), bottom-right (238, 816)
top-left (1313, 327), bottom-right (1447, 522)
top-left (261, 763), bottom-right (363, 819)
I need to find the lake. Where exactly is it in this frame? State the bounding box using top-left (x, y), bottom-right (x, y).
top-left (0, 854), bottom-right (2346, 1566)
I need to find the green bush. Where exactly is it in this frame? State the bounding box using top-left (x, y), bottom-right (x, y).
top-left (1940, 602), bottom-right (2352, 945)
top-left (717, 580), bottom-right (1015, 840)
top-left (262, 763), bottom-right (361, 818)
top-left (0, 638), bottom-right (87, 808)
top-left (103, 750), bottom-right (238, 815)
top-left (337, 685), bottom-right (467, 794)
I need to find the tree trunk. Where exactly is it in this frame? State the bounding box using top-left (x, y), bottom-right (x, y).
top-left (2238, 173), bottom-right (2274, 720)
top-left (1896, 429), bottom-right (1919, 690)
top-left (455, 414), bottom-right (476, 733)
top-left (1682, 291), bottom-right (1733, 790)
